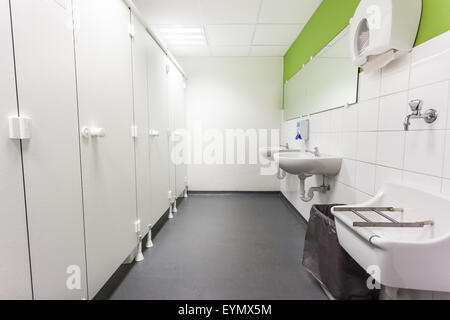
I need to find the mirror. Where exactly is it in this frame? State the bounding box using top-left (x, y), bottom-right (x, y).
top-left (284, 27), bottom-right (359, 120)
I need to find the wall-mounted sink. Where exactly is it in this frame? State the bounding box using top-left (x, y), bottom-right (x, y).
top-left (274, 152), bottom-right (342, 176)
top-left (259, 147), bottom-right (298, 162)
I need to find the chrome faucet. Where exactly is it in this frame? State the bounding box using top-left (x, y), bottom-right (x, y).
top-left (404, 99), bottom-right (438, 131)
top-left (280, 143), bottom-right (289, 150)
top-left (306, 146), bottom-right (320, 157)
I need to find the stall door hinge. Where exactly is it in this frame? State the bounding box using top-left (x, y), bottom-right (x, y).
top-left (9, 116), bottom-right (32, 140)
top-left (131, 125), bottom-right (138, 138)
top-left (129, 24), bottom-right (135, 38)
top-left (134, 220), bottom-right (141, 233)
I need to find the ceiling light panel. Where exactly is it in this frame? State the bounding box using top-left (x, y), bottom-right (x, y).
top-left (155, 26), bottom-right (208, 46)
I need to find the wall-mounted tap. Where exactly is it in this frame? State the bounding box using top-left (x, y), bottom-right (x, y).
top-left (280, 143), bottom-right (289, 150)
top-left (404, 99), bottom-right (438, 131)
top-left (306, 146), bottom-right (321, 157)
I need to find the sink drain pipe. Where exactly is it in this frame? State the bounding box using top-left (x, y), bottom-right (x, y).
top-left (277, 167), bottom-right (287, 180)
top-left (298, 174), bottom-right (331, 202)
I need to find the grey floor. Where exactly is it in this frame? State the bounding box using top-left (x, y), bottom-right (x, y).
top-left (109, 193), bottom-right (327, 300)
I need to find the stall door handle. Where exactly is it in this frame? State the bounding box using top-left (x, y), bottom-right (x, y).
top-left (82, 127), bottom-right (106, 138)
top-left (149, 129), bottom-right (160, 137)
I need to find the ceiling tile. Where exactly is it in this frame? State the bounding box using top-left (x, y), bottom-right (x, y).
top-left (253, 24), bottom-right (304, 45)
top-left (207, 25), bottom-right (255, 46)
top-left (211, 46), bottom-right (250, 57)
top-left (250, 46), bottom-right (289, 56)
top-left (201, 0), bottom-right (262, 24)
top-left (170, 45), bottom-right (211, 57)
top-left (258, 0), bottom-right (322, 24)
top-left (134, 0), bottom-right (204, 25)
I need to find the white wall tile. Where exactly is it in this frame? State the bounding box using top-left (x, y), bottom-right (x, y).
top-left (358, 70), bottom-right (381, 101)
top-left (342, 132), bottom-right (357, 159)
top-left (442, 179), bottom-right (450, 196)
top-left (381, 53), bottom-right (411, 96)
top-left (327, 133), bottom-right (343, 156)
top-left (378, 91), bottom-right (408, 131)
top-left (355, 190), bottom-right (372, 204)
top-left (309, 113), bottom-right (320, 133)
top-left (376, 131), bottom-right (405, 169)
top-left (355, 161), bottom-right (376, 195)
top-left (329, 107), bottom-right (344, 133)
top-left (403, 171), bottom-right (442, 193)
top-left (357, 98), bottom-right (379, 131)
top-left (408, 81), bottom-right (450, 130)
top-left (375, 166), bottom-right (402, 192)
top-left (404, 130), bottom-right (446, 177)
top-left (337, 159), bottom-right (356, 186)
top-left (443, 131), bottom-right (450, 179)
top-left (410, 31), bottom-right (450, 89)
top-left (357, 132), bottom-right (377, 163)
top-left (342, 104), bottom-right (358, 132)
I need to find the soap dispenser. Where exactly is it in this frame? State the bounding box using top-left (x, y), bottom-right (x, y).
top-left (295, 122), bottom-right (302, 141)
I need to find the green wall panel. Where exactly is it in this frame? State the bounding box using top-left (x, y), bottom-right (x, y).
top-left (415, 0), bottom-right (450, 45)
top-left (284, 0), bottom-right (450, 84)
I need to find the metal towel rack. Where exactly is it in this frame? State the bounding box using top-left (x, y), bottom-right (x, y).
top-left (333, 207), bottom-right (434, 228)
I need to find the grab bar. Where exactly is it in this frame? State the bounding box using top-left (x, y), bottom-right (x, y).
top-left (333, 206), bottom-right (434, 228)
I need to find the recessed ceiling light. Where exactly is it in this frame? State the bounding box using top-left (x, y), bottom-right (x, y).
top-left (156, 26), bottom-right (207, 46)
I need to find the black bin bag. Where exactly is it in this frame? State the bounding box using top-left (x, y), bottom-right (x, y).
top-left (302, 204), bottom-right (379, 300)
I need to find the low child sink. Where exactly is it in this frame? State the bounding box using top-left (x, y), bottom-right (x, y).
top-left (273, 152), bottom-right (342, 176)
top-left (332, 182), bottom-right (450, 293)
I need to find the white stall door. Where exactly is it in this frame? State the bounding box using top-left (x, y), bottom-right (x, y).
top-left (168, 62), bottom-right (187, 198)
top-left (0, 0), bottom-right (32, 300)
top-left (10, 0), bottom-right (88, 300)
top-left (131, 13), bottom-right (152, 234)
top-left (73, 0), bottom-right (137, 298)
top-left (148, 39), bottom-right (171, 226)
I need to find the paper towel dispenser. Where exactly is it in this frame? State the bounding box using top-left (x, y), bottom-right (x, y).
top-left (350, 0), bottom-right (422, 72)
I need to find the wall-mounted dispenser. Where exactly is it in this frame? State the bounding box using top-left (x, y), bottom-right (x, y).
top-left (295, 119), bottom-right (310, 142)
top-left (350, 0), bottom-right (422, 72)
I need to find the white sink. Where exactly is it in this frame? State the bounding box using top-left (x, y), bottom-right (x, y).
top-left (273, 152), bottom-right (342, 176)
top-left (259, 147), bottom-right (298, 162)
top-left (332, 182), bottom-right (450, 293)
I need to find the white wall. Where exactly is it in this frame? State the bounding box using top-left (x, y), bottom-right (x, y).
top-left (179, 57), bottom-right (283, 191)
top-left (281, 31), bottom-right (450, 221)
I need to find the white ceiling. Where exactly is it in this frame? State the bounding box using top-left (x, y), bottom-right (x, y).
top-left (133, 0), bottom-right (323, 57)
